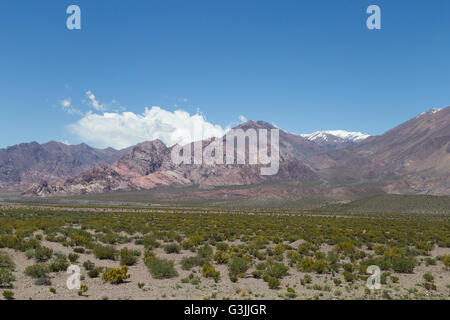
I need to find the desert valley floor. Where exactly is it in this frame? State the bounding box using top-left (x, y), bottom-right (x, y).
top-left (0, 200), bottom-right (449, 300)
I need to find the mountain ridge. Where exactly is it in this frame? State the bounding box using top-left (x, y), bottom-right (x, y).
top-left (3, 106), bottom-right (449, 200)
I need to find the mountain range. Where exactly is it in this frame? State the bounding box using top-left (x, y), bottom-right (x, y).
top-left (1, 107), bottom-right (448, 201)
top-left (0, 141), bottom-right (128, 189)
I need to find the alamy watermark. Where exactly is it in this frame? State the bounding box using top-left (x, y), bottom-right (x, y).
top-left (366, 265), bottom-right (381, 290)
top-left (65, 5), bottom-right (381, 31)
top-left (171, 128), bottom-right (280, 176)
top-left (367, 5), bottom-right (381, 30)
top-left (66, 5), bottom-right (81, 30)
top-left (66, 264), bottom-right (81, 290)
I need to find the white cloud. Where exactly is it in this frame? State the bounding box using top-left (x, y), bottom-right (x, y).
top-left (86, 90), bottom-right (107, 112)
top-left (60, 98), bottom-right (83, 116)
top-left (69, 107), bottom-right (231, 149)
top-left (61, 98), bottom-right (71, 108)
top-left (238, 115), bottom-right (247, 123)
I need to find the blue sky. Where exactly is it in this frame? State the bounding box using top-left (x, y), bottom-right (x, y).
top-left (1, 0), bottom-right (450, 149)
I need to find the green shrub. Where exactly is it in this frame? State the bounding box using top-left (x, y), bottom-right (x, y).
top-left (53, 251), bottom-right (66, 259)
top-left (68, 253), bottom-right (79, 263)
top-left (25, 249), bottom-right (35, 259)
top-left (181, 239), bottom-right (194, 250)
top-left (24, 263), bottom-right (48, 279)
top-left (263, 274), bottom-right (280, 289)
top-left (335, 241), bottom-right (356, 254)
top-left (273, 244), bottom-right (286, 256)
top-left (423, 282), bottom-right (436, 291)
top-left (141, 236), bottom-right (160, 249)
top-left (35, 277), bottom-right (51, 286)
top-left (119, 248), bottom-right (139, 266)
top-left (442, 255), bottom-right (450, 270)
top-left (297, 242), bottom-right (313, 255)
top-left (373, 245), bottom-right (385, 255)
top-left (228, 256), bottom-right (249, 277)
top-left (215, 242), bottom-right (229, 252)
top-left (343, 271), bottom-right (355, 282)
top-left (0, 251), bottom-right (15, 287)
top-left (83, 260), bottom-right (95, 271)
top-left (78, 284), bottom-right (88, 296)
top-left (286, 250), bottom-right (301, 264)
top-left (93, 245), bottom-right (118, 260)
top-left (343, 263), bottom-right (354, 273)
top-left (423, 273), bottom-right (434, 282)
top-left (391, 256), bottom-right (415, 273)
top-left (181, 255), bottom-right (210, 270)
top-left (164, 243), bottom-right (181, 254)
top-left (145, 257), bottom-right (178, 279)
top-left (73, 247), bottom-right (85, 254)
top-left (251, 270), bottom-right (263, 278)
top-left (264, 262), bottom-right (289, 279)
top-left (197, 245), bottom-right (213, 258)
top-left (213, 250), bottom-right (229, 264)
top-left (2, 290), bottom-right (14, 300)
top-left (312, 259), bottom-right (329, 274)
top-left (35, 246), bottom-right (53, 262)
top-left (381, 272), bottom-right (390, 285)
top-left (424, 257), bottom-right (436, 266)
top-left (296, 257), bottom-right (314, 272)
top-left (88, 267), bottom-right (103, 278)
top-left (0, 268), bottom-right (15, 288)
top-left (201, 264), bottom-right (220, 282)
top-left (48, 256), bottom-right (70, 272)
top-left (0, 252), bottom-right (14, 271)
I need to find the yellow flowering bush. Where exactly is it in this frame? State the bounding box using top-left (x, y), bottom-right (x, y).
top-left (101, 265), bottom-right (130, 284)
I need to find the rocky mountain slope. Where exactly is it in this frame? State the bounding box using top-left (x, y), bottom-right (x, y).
top-left (320, 107), bottom-right (450, 195)
top-left (23, 121), bottom-right (325, 196)
top-left (0, 141), bottom-right (126, 188)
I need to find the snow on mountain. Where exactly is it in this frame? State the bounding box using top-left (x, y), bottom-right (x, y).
top-left (301, 130), bottom-right (370, 142)
top-left (418, 108), bottom-right (443, 117)
top-left (300, 130), bottom-right (371, 150)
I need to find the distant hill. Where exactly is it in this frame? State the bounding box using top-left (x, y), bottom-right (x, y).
top-left (0, 141), bottom-right (127, 188)
top-left (320, 194), bottom-right (450, 214)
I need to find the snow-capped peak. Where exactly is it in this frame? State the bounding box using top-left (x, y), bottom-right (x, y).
top-left (300, 130), bottom-right (371, 143)
top-left (418, 108), bottom-right (442, 117)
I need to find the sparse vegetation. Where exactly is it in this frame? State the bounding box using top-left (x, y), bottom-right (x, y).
top-left (0, 202), bottom-right (448, 300)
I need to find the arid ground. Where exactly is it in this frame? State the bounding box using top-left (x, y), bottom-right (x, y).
top-left (0, 203), bottom-right (449, 300)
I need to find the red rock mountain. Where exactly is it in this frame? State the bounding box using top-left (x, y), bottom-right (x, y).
top-left (18, 107), bottom-right (450, 198)
top-left (23, 121), bottom-right (323, 196)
